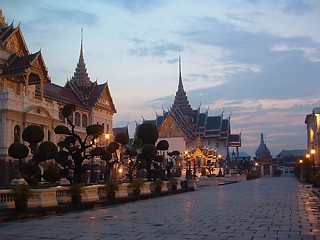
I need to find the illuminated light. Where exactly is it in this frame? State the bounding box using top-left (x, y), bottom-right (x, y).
top-left (306, 153), bottom-right (310, 158)
top-left (255, 162), bottom-right (258, 166)
top-left (105, 133), bottom-right (110, 140)
top-left (311, 148), bottom-right (316, 155)
top-left (118, 168), bottom-right (123, 173)
top-left (299, 159), bottom-right (303, 164)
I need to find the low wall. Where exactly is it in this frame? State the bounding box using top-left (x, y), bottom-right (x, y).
top-left (0, 178), bottom-right (193, 210)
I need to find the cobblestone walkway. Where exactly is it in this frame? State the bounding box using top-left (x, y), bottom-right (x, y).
top-left (0, 177), bottom-right (319, 240)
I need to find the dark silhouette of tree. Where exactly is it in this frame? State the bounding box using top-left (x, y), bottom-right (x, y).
top-left (136, 122), bottom-right (159, 145)
top-left (8, 125), bottom-right (58, 184)
top-left (54, 104), bottom-right (111, 183)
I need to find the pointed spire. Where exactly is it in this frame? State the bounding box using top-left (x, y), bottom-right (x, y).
top-left (260, 133), bottom-right (264, 143)
top-left (0, 9), bottom-right (8, 28)
top-left (79, 28), bottom-right (84, 65)
top-left (67, 28), bottom-right (94, 101)
top-left (171, 51), bottom-right (193, 120)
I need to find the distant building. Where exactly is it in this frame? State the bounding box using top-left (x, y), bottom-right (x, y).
top-left (254, 133), bottom-right (277, 176)
top-left (0, 11), bottom-right (116, 185)
top-left (143, 56), bottom-right (241, 173)
top-left (276, 149), bottom-right (306, 176)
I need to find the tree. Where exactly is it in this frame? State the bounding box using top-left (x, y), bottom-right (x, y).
top-left (54, 104), bottom-right (111, 183)
top-left (136, 122), bottom-right (159, 145)
top-left (140, 144), bottom-right (157, 181)
top-left (8, 125), bottom-right (58, 184)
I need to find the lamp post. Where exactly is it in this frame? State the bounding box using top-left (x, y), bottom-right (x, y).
top-left (311, 148), bottom-right (316, 181)
top-left (299, 159), bottom-right (303, 182)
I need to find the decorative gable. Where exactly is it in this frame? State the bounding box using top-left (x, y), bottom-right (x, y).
top-left (159, 114), bottom-right (187, 138)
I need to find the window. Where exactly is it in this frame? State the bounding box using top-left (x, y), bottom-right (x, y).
top-left (48, 130), bottom-right (51, 141)
top-left (75, 112), bottom-right (81, 126)
top-left (14, 125), bottom-right (20, 143)
top-left (82, 114), bottom-right (88, 128)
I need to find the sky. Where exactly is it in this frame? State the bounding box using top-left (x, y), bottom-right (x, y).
top-left (2, 0), bottom-right (320, 157)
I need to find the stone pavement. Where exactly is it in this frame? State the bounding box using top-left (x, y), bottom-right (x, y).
top-left (0, 177), bottom-right (319, 240)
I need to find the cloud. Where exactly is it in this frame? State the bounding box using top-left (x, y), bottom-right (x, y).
top-left (128, 42), bottom-right (181, 57)
top-left (271, 43), bottom-right (320, 62)
top-left (108, 0), bottom-right (164, 14)
top-left (282, 0), bottom-right (314, 15)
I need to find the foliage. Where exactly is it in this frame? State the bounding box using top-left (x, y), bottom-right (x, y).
top-left (115, 132), bottom-right (129, 145)
top-left (128, 179), bottom-right (145, 189)
top-left (61, 104), bottom-right (76, 118)
top-left (54, 104), bottom-right (112, 183)
top-left (19, 162), bottom-right (41, 185)
top-left (69, 183), bottom-right (84, 195)
top-left (104, 181), bottom-right (120, 192)
top-left (156, 140), bottom-right (169, 151)
top-left (54, 125), bottom-right (71, 135)
top-left (136, 122), bottom-right (159, 144)
top-left (22, 125), bottom-right (44, 143)
top-left (36, 141), bottom-right (58, 163)
top-left (9, 185), bottom-right (33, 201)
top-left (43, 167), bottom-right (60, 183)
top-left (168, 177), bottom-right (178, 186)
top-left (8, 143), bottom-right (29, 159)
top-left (313, 175), bottom-right (320, 188)
top-left (246, 171), bottom-right (261, 180)
top-left (140, 144), bottom-right (157, 181)
top-left (153, 178), bottom-right (164, 188)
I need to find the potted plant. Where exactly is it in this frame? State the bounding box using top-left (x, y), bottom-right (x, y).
top-left (167, 177), bottom-right (178, 191)
top-left (9, 184), bottom-right (33, 211)
top-left (128, 179), bottom-right (145, 196)
top-left (150, 178), bottom-right (163, 193)
top-left (69, 183), bottom-right (83, 204)
top-left (104, 181), bottom-right (119, 199)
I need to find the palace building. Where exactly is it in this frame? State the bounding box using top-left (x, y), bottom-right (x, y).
top-left (143, 56), bottom-right (241, 171)
top-left (0, 11), bottom-right (116, 185)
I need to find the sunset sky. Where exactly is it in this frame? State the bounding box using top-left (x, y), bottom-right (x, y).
top-left (2, 0), bottom-right (320, 156)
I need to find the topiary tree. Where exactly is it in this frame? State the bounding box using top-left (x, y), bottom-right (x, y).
top-left (136, 122), bottom-right (159, 145)
top-left (8, 125), bottom-right (58, 184)
top-left (54, 104), bottom-right (112, 183)
top-left (140, 144), bottom-right (158, 181)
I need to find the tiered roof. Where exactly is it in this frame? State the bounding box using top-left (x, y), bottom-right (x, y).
top-left (0, 10), bottom-right (50, 84)
top-left (149, 56), bottom-right (241, 147)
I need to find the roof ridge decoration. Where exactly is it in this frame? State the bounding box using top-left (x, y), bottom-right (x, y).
top-left (67, 29), bottom-right (95, 102)
top-left (171, 53), bottom-right (194, 120)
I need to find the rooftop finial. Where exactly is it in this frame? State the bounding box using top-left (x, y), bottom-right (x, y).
top-left (80, 28), bottom-right (84, 61)
top-left (179, 49), bottom-right (182, 81)
top-left (0, 9), bottom-right (8, 28)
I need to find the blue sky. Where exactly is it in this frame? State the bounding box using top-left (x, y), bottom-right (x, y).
top-left (2, 0), bottom-right (320, 157)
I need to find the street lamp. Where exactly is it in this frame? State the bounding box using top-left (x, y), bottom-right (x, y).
top-left (311, 148), bottom-right (316, 180)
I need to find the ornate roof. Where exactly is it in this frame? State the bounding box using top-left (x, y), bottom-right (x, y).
top-left (171, 55), bottom-right (193, 119)
top-left (63, 30), bottom-right (116, 112)
top-left (255, 133), bottom-right (271, 159)
top-left (146, 56), bottom-right (241, 147)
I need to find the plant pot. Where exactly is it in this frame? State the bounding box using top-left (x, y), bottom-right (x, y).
top-left (168, 183), bottom-right (177, 191)
top-left (150, 183), bottom-right (162, 193)
top-left (71, 194), bottom-right (82, 204)
top-left (14, 199), bottom-right (28, 211)
top-left (107, 191), bottom-right (116, 199)
top-left (133, 188), bottom-right (140, 196)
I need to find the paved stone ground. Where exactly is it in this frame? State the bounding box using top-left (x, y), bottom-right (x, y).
top-left (0, 177), bottom-right (319, 240)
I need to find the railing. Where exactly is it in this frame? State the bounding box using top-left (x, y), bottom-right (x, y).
top-left (0, 178), bottom-right (191, 210)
